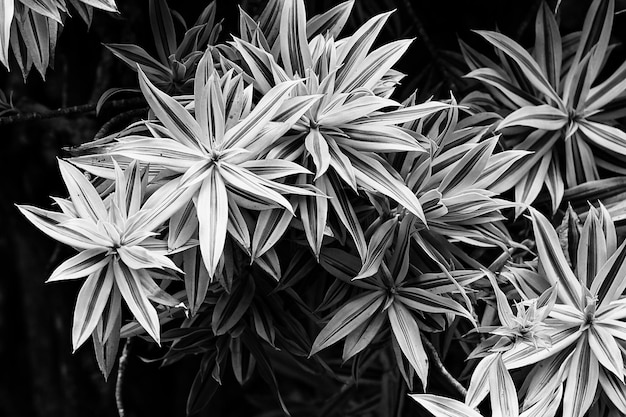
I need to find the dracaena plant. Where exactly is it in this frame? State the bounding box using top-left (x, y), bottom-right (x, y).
top-left (107, 52), bottom-right (321, 281)
top-left (17, 159), bottom-right (194, 376)
top-left (462, 0), bottom-right (626, 212)
top-left (101, 0), bottom-right (221, 101)
top-left (413, 206), bottom-right (626, 417)
top-left (0, 0), bottom-right (118, 79)
top-left (225, 0), bottom-right (448, 261)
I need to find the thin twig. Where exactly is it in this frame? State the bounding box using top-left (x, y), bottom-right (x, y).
top-left (0, 97), bottom-right (145, 127)
top-left (95, 108), bottom-right (147, 140)
top-left (116, 338), bottom-right (132, 417)
top-left (421, 335), bottom-right (467, 398)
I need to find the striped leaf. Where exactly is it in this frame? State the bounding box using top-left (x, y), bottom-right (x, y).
top-left (220, 163), bottom-right (293, 213)
top-left (104, 44), bottom-right (171, 79)
top-left (502, 323), bottom-right (580, 369)
top-left (137, 67), bottom-right (204, 151)
top-left (590, 240), bottom-right (626, 307)
top-left (342, 311), bottom-right (385, 361)
top-left (354, 218), bottom-right (396, 280)
top-left (530, 209), bottom-right (582, 308)
top-left (589, 325), bottom-right (623, 380)
top-left (533, 2), bottom-right (561, 89)
top-left (585, 60), bottom-right (626, 113)
top-left (279, 0), bottom-right (312, 77)
top-left (562, 336), bottom-right (599, 417)
top-left (223, 80), bottom-right (300, 150)
top-left (310, 291), bottom-right (384, 355)
top-left (598, 368), bottom-right (626, 414)
top-left (348, 149), bottom-right (426, 224)
top-left (72, 265), bottom-right (114, 350)
top-left (439, 137), bottom-right (498, 196)
top-left (113, 259), bottom-right (161, 344)
top-left (338, 39), bottom-right (412, 93)
top-left (579, 121), bottom-right (626, 157)
top-left (466, 354), bottom-right (498, 408)
top-left (411, 394), bottom-right (484, 417)
top-left (112, 137), bottom-right (204, 169)
top-left (251, 208), bottom-right (293, 259)
top-left (466, 68), bottom-right (538, 108)
top-left (338, 125), bottom-right (425, 153)
top-left (306, 0), bottom-right (353, 40)
top-left (0, 0), bottom-right (13, 68)
top-left (48, 249), bottom-right (110, 282)
top-left (498, 105), bottom-right (567, 131)
top-left (397, 287), bottom-right (473, 322)
top-left (570, 0), bottom-right (613, 81)
top-left (336, 11), bottom-right (392, 89)
top-left (58, 159), bottom-right (108, 222)
top-left (476, 30), bottom-right (562, 107)
top-left (577, 208), bottom-right (607, 287)
top-left (388, 302), bottom-right (428, 387)
top-left (305, 128), bottom-right (330, 179)
top-left (149, 0), bottom-right (176, 64)
top-left (489, 355), bottom-right (519, 417)
top-left (183, 248), bottom-right (211, 316)
top-left (212, 277), bottom-right (255, 335)
top-left (197, 168), bottom-right (228, 278)
top-left (80, 0), bottom-right (118, 13)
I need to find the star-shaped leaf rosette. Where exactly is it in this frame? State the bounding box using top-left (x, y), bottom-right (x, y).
top-left (108, 52), bottom-right (321, 281)
top-left (17, 159), bottom-right (195, 375)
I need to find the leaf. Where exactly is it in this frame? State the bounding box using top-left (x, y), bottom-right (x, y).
top-left (251, 208), bottom-right (293, 259)
top-left (197, 168), bottom-right (229, 278)
top-left (476, 30), bottom-right (562, 107)
top-left (310, 291), bottom-right (384, 355)
top-left (388, 302), bottom-right (428, 388)
top-left (306, 0), bottom-right (353, 40)
top-left (104, 44), bottom-right (171, 78)
top-left (183, 248), bottom-right (210, 316)
top-left (589, 325), bottom-right (623, 380)
top-left (534, 1), bottom-right (561, 89)
top-left (410, 395), bottom-right (484, 417)
top-left (530, 208), bottom-right (582, 308)
top-left (137, 67), bottom-right (204, 151)
top-left (48, 249), bottom-right (110, 283)
top-left (578, 121), bottom-right (626, 157)
top-left (72, 265), bottom-right (115, 351)
top-left (58, 159), bottom-right (108, 222)
top-left (343, 39), bottom-right (413, 93)
top-left (439, 137), bottom-right (498, 196)
top-left (489, 355), bottom-right (519, 417)
top-left (279, 0), bottom-right (312, 77)
top-left (149, 0), bottom-right (176, 64)
top-left (466, 354), bottom-right (498, 408)
top-left (577, 208), bottom-right (607, 287)
top-left (17, 205), bottom-right (103, 250)
top-left (342, 311), bottom-right (385, 361)
top-left (591, 240), bottom-right (626, 307)
top-left (498, 105), bottom-right (567, 131)
top-left (397, 287), bottom-right (473, 322)
top-left (562, 335), bottom-right (599, 417)
top-left (298, 179), bottom-right (328, 259)
top-left (80, 0), bottom-right (118, 13)
top-left (305, 128), bottom-right (331, 179)
top-left (348, 149), bottom-right (426, 224)
top-left (0, 0), bottom-right (14, 68)
top-left (212, 277), bottom-right (255, 335)
top-left (598, 368), bottom-right (626, 414)
top-left (113, 259), bottom-right (160, 344)
top-left (570, 0), bottom-right (613, 80)
top-left (354, 218), bottom-right (396, 280)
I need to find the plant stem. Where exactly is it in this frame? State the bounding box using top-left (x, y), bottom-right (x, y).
top-left (94, 108), bottom-right (147, 139)
top-left (0, 98), bottom-right (145, 126)
top-left (421, 335), bottom-right (467, 398)
top-left (116, 338), bottom-right (132, 417)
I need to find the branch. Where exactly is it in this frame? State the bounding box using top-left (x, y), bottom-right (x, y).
top-left (421, 335), bottom-right (467, 398)
top-left (94, 108), bottom-right (147, 139)
top-left (0, 97), bottom-right (145, 127)
top-left (116, 338), bottom-right (133, 417)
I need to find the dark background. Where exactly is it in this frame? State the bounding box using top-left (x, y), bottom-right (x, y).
top-left (0, 0), bottom-right (620, 416)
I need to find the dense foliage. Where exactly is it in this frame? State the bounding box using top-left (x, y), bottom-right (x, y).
top-left (5, 0), bottom-right (626, 416)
